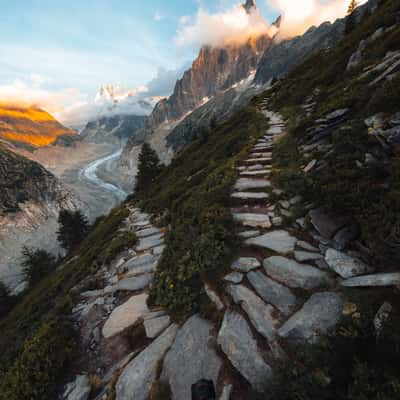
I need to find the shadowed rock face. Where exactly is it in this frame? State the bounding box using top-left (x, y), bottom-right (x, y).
top-left (81, 114), bottom-right (147, 145)
top-left (254, 20), bottom-right (345, 84)
top-left (147, 32), bottom-right (271, 129)
top-left (0, 145), bottom-right (74, 214)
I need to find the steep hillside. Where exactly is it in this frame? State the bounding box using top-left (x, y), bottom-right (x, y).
top-left (81, 114), bottom-right (147, 145)
top-left (0, 145), bottom-right (79, 291)
top-left (0, 105), bottom-right (77, 148)
top-left (1, 1), bottom-right (400, 400)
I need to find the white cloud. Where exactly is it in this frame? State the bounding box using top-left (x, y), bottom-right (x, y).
top-left (175, 3), bottom-right (274, 48)
top-left (266, 0), bottom-right (368, 38)
top-left (0, 78), bottom-right (83, 114)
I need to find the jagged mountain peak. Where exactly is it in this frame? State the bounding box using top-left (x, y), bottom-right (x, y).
top-left (243, 0), bottom-right (257, 13)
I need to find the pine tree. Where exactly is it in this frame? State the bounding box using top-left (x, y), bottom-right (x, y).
top-left (21, 247), bottom-right (57, 287)
top-left (345, 0), bottom-right (359, 34)
top-left (347, 0), bottom-right (359, 14)
top-left (0, 281), bottom-right (14, 316)
top-left (135, 143), bottom-right (163, 193)
top-left (57, 209), bottom-right (89, 252)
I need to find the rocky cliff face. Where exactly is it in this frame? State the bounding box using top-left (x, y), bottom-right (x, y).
top-left (147, 29), bottom-right (271, 129)
top-left (80, 114), bottom-right (147, 145)
top-left (0, 145), bottom-right (79, 292)
top-left (0, 105), bottom-right (77, 148)
top-left (254, 0), bottom-right (382, 84)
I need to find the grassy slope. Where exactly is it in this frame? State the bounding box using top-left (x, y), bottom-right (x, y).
top-left (134, 107), bottom-right (268, 319)
top-left (0, 205), bottom-right (130, 400)
top-left (260, 0), bottom-right (400, 264)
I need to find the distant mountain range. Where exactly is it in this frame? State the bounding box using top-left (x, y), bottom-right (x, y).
top-left (0, 105), bottom-right (77, 148)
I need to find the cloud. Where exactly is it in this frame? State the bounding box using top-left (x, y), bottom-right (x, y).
top-left (0, 76), bottom-right (83, 114)
top-left (267, 0), bottom-right (368, 38)
top-left (146, 66), bottom-right (185, 97)
top-left (175, 3), bottom-right (275, 48)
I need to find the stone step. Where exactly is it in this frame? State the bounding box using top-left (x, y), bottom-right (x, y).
top-left (231, 257), bottom-right (261, 272)
top-left (245, 158), bottom-right (272, 164)
top-left (245, 230), bottom-right (297, 255)
top-left (238, 230), bottom-right (260, 239)
top-left (340, 272), bottom-right (400, 287)
top-left (135, 233), bottom-right (164, 252)
top-left (217, 310), bottom-right (272, 393)
top-left (231, 192), bottom-right (270, 200)
top-left (278, 292), bottom-right (343, 344)
top-left (247, 270), bottom-right (298, 316)
top-left (263, 256), bottom-right (334, 289)
top-left (325, 248), bottom-right (374, 278)
top-left (226, 284), bottom-right (280, 341)
top-left (250, 152), bottom-right (273, 157)
top-left (233, 213), bottom-right (272, 229)
top-left (234, 178), bottom-right (271, 191)
top-left (294, 250), bottom-right (324, 263)
top-left (240, 170), bottom-right (271, 177)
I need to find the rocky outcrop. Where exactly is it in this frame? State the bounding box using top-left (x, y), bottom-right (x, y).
top-left (254, 20), bottom-right (345, 84)
top-left (80, 114), bottom-right (147, 145)
top-left (160, 315), bottom-right (222, 400)
top-left (147, 34), bottom-right (271, 129)
top-left (0, 145), bottom-right (79, 291)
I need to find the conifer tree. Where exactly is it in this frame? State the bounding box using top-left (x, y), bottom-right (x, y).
top-left (57, 210), bottom-right (89, 252)
top-left (345, 0), bottom-right (359, 33)
top-left (21, 247), bottom-right (57, 287)
top-left (135, 143), bottom-right (163, 193)
top-left (0, 281), bottom-right (14, 316)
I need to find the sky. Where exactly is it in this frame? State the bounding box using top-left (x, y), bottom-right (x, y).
top-left (0, 0), bottom-right (361, 125)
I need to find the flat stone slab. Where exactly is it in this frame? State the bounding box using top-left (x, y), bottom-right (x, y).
top-left (245, 158), bottom-right (272, 164)
top-left (238, 230), bottom-right (260, 239)
top-left (136, 234), bottom-right (164, 252)
top-left (251, 152), bottom-right (273, 157)
top-left (233, 213), bottom-right (272, 229)
top-left (294, 251), bottom-right (324, 263)
top-left (231, 257), bottom-right (261, 272)
top-left (161, 315), bottom-right (222, 400)
top-left (144, 315), bottom-right (171, 339)
top-left (247, 164), bottom-right (267, 171)
top-left (102, 293), bottom-right (149, 338)
top-left (240, 170), bottom-right (271, 177)
top-left (136, 227), bottom-right (162, 238)
top-left (121, 253), bottom-right (158, 273)
top-left (296, 240), bottom-right (319, 252)
top-left (226, 284), bottom-right (279, 341)
top-left (309, 208), bottom-right (348, 239)
top-left (62, 375), bottom-right (91, 400)
top-left (245, 230), bottom-right (297, 254)
top-left (263, 256), bottom-right (334, 289)
top-left (105, 274), bottom-right (152, 293)
top-left (218, 310), bottom-right (272, 393)
top-left (116, 324), bottom-right (178, 400)
top-left (224, 272), bottom-right (244, 283)
top-left (341, 273), bottom-right (400, 287)
top-left (231, 192), bottom-right (269, 200)
top-left (204, 283), bottom-right (225, 311)
top-left (325, 248), bottom-right (374, 278)
top-left (267, 126), bottom-right (283, 135)
top-left (234, 178), bottom-right (271, 191)
top-left (247, 270), bottom-right (298, 316)
top-left (278, 292), bottom-right (343, 344)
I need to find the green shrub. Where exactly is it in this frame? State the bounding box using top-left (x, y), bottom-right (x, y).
top-left (21, 247), bottom-right (57, 287)
top-left (104, 231), bottom-right (138, 264)
top-left (0, 319), bottom-right (75, 400)
top-left (134, 107), bottom-right (267, 319)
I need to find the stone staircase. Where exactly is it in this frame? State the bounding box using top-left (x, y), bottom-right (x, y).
top-left (63, 107), bottom-right (399, 400)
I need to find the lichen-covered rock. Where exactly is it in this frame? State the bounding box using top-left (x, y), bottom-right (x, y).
top-left (116, 324), bottom-right (179, 400)
top-left (217, 310), bottom-right (272, 392)
top-left (161, 315), bottom-right (222, 400)
top-left (278, 292), bottom-right (343, 344)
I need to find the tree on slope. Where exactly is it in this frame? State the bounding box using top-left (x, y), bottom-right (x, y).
top-left (0, 281), bottom-right (15, 316)
top-left (57, 209), bottom-right (89, 252)
top-left (135, 143), bottom-right (163, 193)
top-left (21, 247), bottom-right (57, 287)
top-left (345, 0), bottom-right (359, 33)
